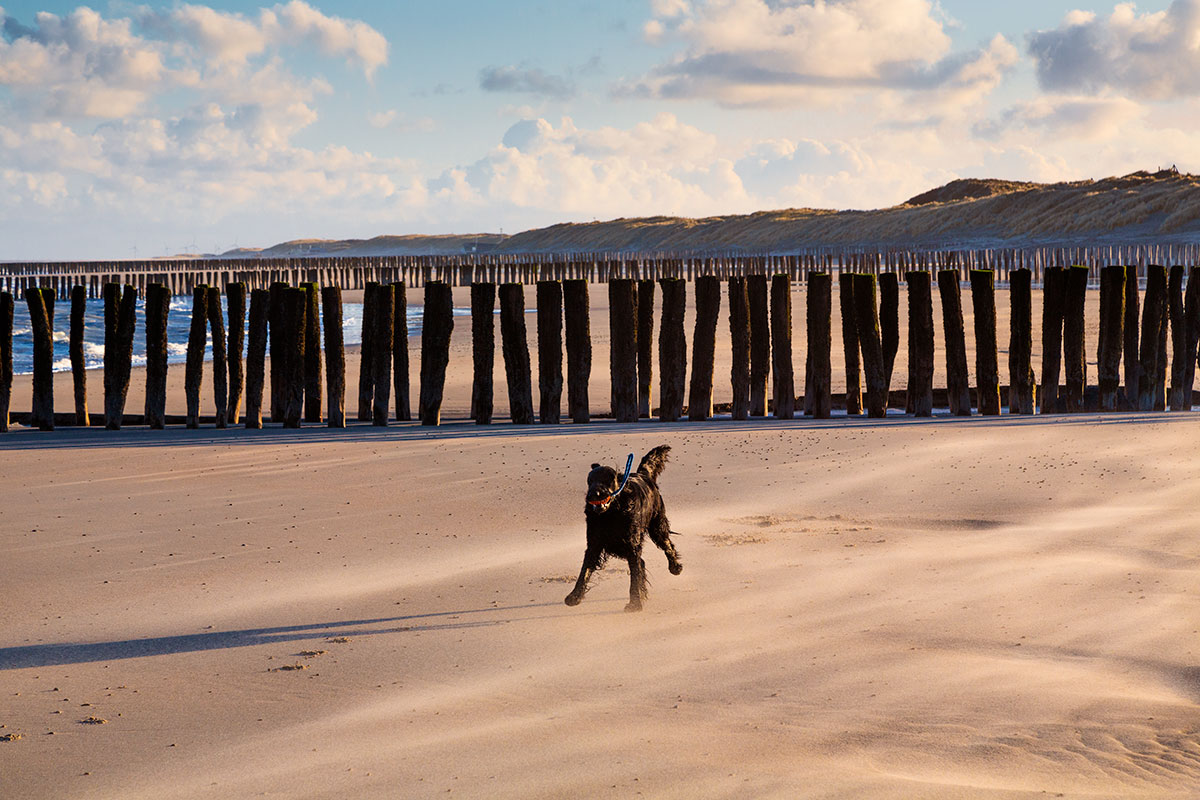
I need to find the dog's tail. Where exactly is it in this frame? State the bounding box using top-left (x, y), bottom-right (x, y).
top-left (637, 445), bottom-right (671, 482)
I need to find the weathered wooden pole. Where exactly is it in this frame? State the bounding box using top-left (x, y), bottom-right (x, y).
top-left (357, 281), bottom-right (377, 421)
top-left (638, 279), bottom-right (656, 418)
top-left (207, 286), bottom-right (228, 428)
top-left (1137, 265), bottom-right (1167, 411)
top-left (658, 278), bottom-right (687, 421)
top-left (748, 274), bottom-right (770, 416)
top-left (970, 269), bottom-right (1001, 415)
top-left (1097, 265), bottom-right (1125, 411)
top-left (499, 282), bottom-right (534, 424)
top-left (609, 279), bottom-right (639, 423)
top-left (838, 273), bottom-right (862, 415)
top-left (321, 286), bottom-right (345, 428)
top-left (1124, 264), bottom-right (1140, 407)
top-left (1155, 271), bottom-right (1170, 411)
top-left (282, 287), bottom-right (306, 428)
top-left (392, 282), bottom-right (410, 421)
top-left (1040, 267), bottom-right (1067, 413)
top-left (0, 292), bottom-right (12, 432)
top-left (563, 280), bottom-right (591, 423)
top-left (268, 281), bottom-right (287, 422)
top-left (537, 280), bottom-right (563, 424)
top-left (1063, 266), bottom-right (1089, 412)
top-left (688, 276), bottom-right (720, 421)
top-left (185, 285), bottom-right (209, 428)
top-left (937, 270), bottom-right (971, 416)
top-left (301, 282), bottom-right (323, 423)
top-left (419, 281), bottom-right (454, 425)
top-left (770, 274), bottom-right (794, 419)
top-left (728, 277), bottom-right (751, 420)
top-left (69, 285), bottom-right (88, 426)
top-left (371, 282), bottom-right (393, 426)
top-left (1168, 265), bottom-right (1187, 410)
top-left (905, 271), bottom-right (935, 416)
top-left (244, 288), bottom-right (269, 429)
top-left (1181, 266), bottom-right (1200, 410)
top-left (852, 273), bottom-right (887, 418)
top-left (226, 282), bottom-right (246, 425)
top-left (879, 272), bottom-right (899, 389)
top-left (102, 282), bottom-right (119, 426)
top-left (471, 282), bottom-right (496, 425)
top-left (105, 285), bottom-right (137, 429)
top-left (1008, 268), bottom-right (1035, 415)
top-left (806, 272), bottom-right (832, 419)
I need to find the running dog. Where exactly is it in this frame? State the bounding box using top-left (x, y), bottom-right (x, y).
top-left (564, 445), bottom-right (683, 612)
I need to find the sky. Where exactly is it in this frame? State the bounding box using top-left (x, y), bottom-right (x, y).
top-left (0, 0), bottom-right (1196, 259)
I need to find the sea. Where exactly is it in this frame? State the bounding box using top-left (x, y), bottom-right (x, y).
top-left (8, 297), bottom-right (470, 375)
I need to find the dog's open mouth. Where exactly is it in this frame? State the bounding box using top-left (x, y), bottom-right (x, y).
top-left (588, 496), bottom-right (614, 512)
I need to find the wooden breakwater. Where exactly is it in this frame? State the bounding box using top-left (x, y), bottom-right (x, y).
top-left (5, 242), bottom-right (1200, 299)
top-left (3, 259), bottom-right (1200, 432)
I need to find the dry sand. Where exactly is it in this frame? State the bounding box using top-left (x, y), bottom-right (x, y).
top-left (2, 283), bottom-right (1199, 799)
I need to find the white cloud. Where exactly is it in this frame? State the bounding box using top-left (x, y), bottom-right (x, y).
top-left (623, 0), bottom-right (1017, 109)
top-left (1027, 1), bottom-right (1200, 99)
top-left (367, 109), bottom-right (436, 132)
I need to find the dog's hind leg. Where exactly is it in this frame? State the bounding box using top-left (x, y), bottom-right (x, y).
top-left (649, 515), bottom-right (683, 575)
top-left (625, 555), bottom-right (647, 612)
top-left (564, 548), bottom-right (602, 607)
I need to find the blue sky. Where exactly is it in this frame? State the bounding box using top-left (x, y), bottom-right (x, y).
top-left (0, 0), bottom-right (1191, 259)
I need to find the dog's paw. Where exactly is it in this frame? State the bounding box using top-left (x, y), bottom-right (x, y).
top-left (669, 561), bottom-right (683, 575)
top-left (564, 593), bottom-right (582, 607)
top-left (624, 601), bottom-right (644, 613)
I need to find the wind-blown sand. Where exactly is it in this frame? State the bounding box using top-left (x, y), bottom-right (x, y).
top-left (2, 284), bottom-right (1199, 798)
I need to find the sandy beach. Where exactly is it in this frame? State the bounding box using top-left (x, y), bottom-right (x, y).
top-left (2, 282), bottom-right (1199, 798)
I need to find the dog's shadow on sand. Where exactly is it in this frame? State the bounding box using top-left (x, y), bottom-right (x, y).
top-left (0, 602), bottom-right (613, 670)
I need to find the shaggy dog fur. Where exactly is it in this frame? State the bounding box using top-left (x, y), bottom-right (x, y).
top-left (564, 445), bottom-right (683, 612)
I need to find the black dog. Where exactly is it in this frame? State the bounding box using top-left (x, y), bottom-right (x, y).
top-left (564, 445), bottom-right (682, 612)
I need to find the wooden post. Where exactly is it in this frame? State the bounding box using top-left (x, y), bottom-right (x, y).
top-left (688, 276), bottom-right (720, 421)
top-left (69, 285), bottom-right (88, 426)
top-left (226, 282), bottom-right (246, 425)
top-left (321, 286), bottom-right (346, 428)
top-left (838, 273), bottom-right (862, 415)
top-left (852, 273), bottom-right (887, 417)
top-left (499, 282), bottom-right (534, 424)
top-left (419, 281), bottom-right (454, 425)
top-left (906, 271), bottom-right (934, 417)
top-left (245, 289), bottom-right (269, 429)
top-left (970, 269), bottom-right (1001, 415)
top-left (1008, 268), bottom-right (1035, 415)
top-left (302, 282), bottom-right (323, 423)
top-left (879, 272), bottom-right (899, 389)
top-left (748, 274), bottom-right (770, 416)
top-left (1155, 272), bottom-right (1169, 412)
top-left (207, 286), bottom-right (228, 429)
top-left (806, 272), bottom-right (832, 419)
top-left (770, 274), bottom-right (794, 419)
top-left (185, 285), bottom-right (208, 428)
top-left (283, 287), bottom-right (306, 428)
top-left (471, 282), bottom-right (496, 424)
top-left (1168, 265), bottom-right (1187, 410)
top-left (563, 279), bottom-right (591, 423)
top-left (372, 282), bottom-right (393, 426)
top-left (105, 285), bottom-right (137, 430)
top-left (1097, 265), bottom-right (1125, 411)
top-left (537, 280), bottom-right (563, 424)
top-left (269, 281), bottom-right (286, 422)
top-left (937, 270), bottom-right (971, 416)
top-left (608, 279), bottom-right (639, 423)
top-left (1182, 267), bottom-right (1200, 410)
top-left (1063, 266), bottom-right (1089, 412)
top-left (1138, 265), bottom-right (1167, 411)
top-left (357, 281), bottom-right (377, 421)
top-left (103, 282), bottom-right (118, 427)
top-left (1040, 267), bottom-right (1067, 413)
top-left (1124, 264), bottom-right (1140, 407)
top-left (658, 278), bottom-right (687, 421)
top-left (728, 276), bottom-right (751, 420)
top-left (637, 279), bottom-right (655, 418)
top-left (0, 292), bottom-right (11, 432)
top-left (392, 282), bottom-right (410, 421)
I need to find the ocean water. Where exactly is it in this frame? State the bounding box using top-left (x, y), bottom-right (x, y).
top-left (8, 297), bottom-right (469, 376)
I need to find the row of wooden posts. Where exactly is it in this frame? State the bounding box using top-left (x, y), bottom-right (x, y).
top-left (0, 263), bottom-right (1194, 432)
top-left (3, 241), bottom-right (1199, 301)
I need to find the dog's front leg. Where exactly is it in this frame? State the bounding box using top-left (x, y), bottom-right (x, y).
top-left (625, 555), bottom-right (647, 612)
top-left (564, 549), bottom-right (599, 606)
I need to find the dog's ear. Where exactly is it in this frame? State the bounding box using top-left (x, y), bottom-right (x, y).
top-left (591, 463), bottom-right (601, 470)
